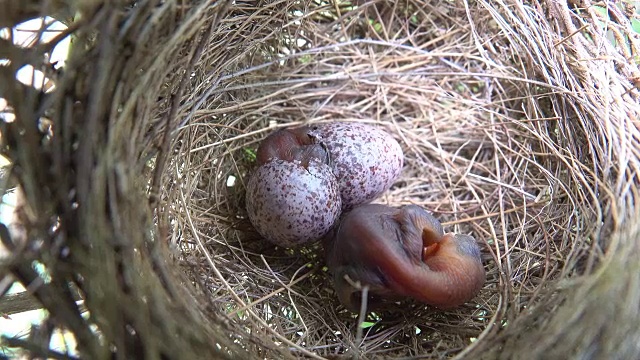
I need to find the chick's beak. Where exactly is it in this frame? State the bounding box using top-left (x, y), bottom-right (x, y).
top-left (422, 227), bottom-right (442, 261)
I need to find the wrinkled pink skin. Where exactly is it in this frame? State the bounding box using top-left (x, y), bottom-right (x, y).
top-left (324, 204), bottom-right (485, 312)
top-left (256, 126), bottom-right (328, 168)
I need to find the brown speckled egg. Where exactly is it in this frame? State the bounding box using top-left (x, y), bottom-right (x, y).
top-left (314, 122), bottom-right (403, 210)
top-left (246, 159), bottom-right (342, 247)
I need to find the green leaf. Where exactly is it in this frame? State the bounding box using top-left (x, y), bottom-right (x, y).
top-left (592, 6), bottom-right (608, 18)
top-left (299, 54), bottom-right (313, 64)
top-left (244, 148), bottom-right (257, 161)
top-left (632, 18), bottom-right (640, 35)
top-left (360, 321), bottom-right (375, 328)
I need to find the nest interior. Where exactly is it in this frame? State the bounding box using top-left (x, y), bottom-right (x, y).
top-left (1, 0), bottom-right (639, 359)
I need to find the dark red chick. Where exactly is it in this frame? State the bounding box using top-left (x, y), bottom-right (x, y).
top-left (324, 204), bottom-right (485, 311)
top-left (256, 126), bottom-right (328, 167)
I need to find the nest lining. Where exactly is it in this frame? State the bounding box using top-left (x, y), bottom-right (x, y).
top-left (0, 0), bottom-right (639, 359)
top-left (164, 0), bottom-right (639, 358)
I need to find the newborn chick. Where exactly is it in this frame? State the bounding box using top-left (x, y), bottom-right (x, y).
top-left (256, 126), bottom-right (328, 168)
top-left (324, 204), bottom-right (485, 312)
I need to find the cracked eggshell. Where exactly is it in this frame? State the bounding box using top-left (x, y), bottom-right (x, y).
top-left (315, 122), bottom-right (404, 210)
top-left (246, 159), bottom-right (342, 247)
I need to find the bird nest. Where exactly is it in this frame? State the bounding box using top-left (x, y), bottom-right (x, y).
top-left (1, 0), bottom-right (639, 359)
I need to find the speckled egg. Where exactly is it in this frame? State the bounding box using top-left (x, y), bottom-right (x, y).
top-left (314, 122), bottom-right (403, 210)
top-left (246, 159), bottom-right (342, 247)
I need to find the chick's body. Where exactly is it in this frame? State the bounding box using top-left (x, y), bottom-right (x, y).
top-left (324, 204), bottom-right (485, 311)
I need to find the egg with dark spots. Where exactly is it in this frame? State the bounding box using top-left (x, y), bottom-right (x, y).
top-left (246, 159), bottom-right (342, 247)
top-left (314, 122), bottom-right (404, 210)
